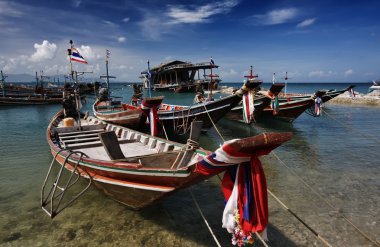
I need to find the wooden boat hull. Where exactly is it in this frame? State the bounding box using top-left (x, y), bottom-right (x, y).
top-left (45, 110), bottom-right (291, 211)
top-left (278, 85), bottom-right (355, 103)
top-left (225, 96), bottom-right (272, 123)
top-left (47, 111), bottom-right (211, 209)
top-left (0, 96), bottom-right (62, 105)
top-left (157, 94), bottom-right (242, 136)
top-left (261, 98), bottom-right (314, 122)
top-left (93, 101), bottom-right (147, 128)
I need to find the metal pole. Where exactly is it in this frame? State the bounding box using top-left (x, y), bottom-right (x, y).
top-left (1, 70), bottom-right (5, 97)
top-left (106, 59), bottom-right (110, 99)
top-left (209, 65), bottom-right (213, 99)
top-left (148, 60), bottom-right (152, 98)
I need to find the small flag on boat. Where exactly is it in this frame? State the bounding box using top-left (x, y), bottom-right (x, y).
top-left (210, 57), bottom-right (215, 67)
top-left (242, 90), bottom-right (255, 124)
top-left (106, 49), bottom-right (111, 60)
top-left (70, 47), bottom-right (88, 64)
top-left (147, 60), bottom-right (151, 78)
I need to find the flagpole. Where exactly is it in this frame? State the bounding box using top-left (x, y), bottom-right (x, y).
top-left (106, 55), bottom-right (110, 99)
top-left (69, 40), bottom-right (74, 81)
top-left (1, 70), bottom-right (5, 97)
top-left (147, 60), bottom-right (152, 98)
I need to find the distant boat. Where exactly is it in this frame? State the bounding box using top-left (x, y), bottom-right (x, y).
top-left (0, 71), bottom-right (63, 106)
top-left (369, 81), bottom-right (380, 92)
top-left (42, 109), bottom-right (292, 216)
top-left (93, 58), bottom-right (147, 128)
top-left (140, 60), bottom-right (221, 93)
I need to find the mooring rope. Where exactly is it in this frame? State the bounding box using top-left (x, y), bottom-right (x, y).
top-left (271, 151), bottom-right (380, 247)
top-left (267, 189), bottom-right (333, 247)
top-left (189, 188), bottom-right (222, 247)
top-left (322, 108), bottom-right (380, 144)
top-left (202, 102), bottom-right (225, 142)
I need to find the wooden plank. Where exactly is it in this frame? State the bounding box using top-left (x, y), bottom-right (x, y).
top-left (98, 131), bottom-right (126, 160)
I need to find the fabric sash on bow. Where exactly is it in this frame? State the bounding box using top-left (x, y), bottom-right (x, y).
top-left (141, 100), bottom-right (160, 136)
top-left (195, 139), bottom-right (278, 239)
top-left (272, 96), bottom-right (279, 115)
top-left (242, 90), bottom-right (255, 124)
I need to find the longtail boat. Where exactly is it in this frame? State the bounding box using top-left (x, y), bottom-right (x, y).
top-left (93, 100), bottom-right (147, 127)
top-left (93, 57), bottom-right (148, 128)
top-left (153, 81), bottom-right (262, 138)
top-left (226, 84), bottom-right (315, 123)
top-left (260, 97), bottom-right (315, 122)
top-left (42, 110), bottom-right (292, 216)
top-left (277, 85), bottom-right (355, 103)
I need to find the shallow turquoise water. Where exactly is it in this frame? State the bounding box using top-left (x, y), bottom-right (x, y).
top-left (0, 84), bottom-right (379, 246)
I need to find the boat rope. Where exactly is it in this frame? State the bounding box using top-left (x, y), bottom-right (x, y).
top-left (202, 103), bottom-right (225, 142)
top-left (267, 189), bottom-right (333, 247)
top-left (271, 151), bottom-right (380, 247)
top-left (189, 188), bottom-right (222, 247)
top-left (321, 108), bottom-right (380, 144)
top-left (254, 232), bottom-right (270, 247)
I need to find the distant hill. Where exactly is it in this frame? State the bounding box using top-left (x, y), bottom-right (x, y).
top-left (6, 73), bottom-right (36, 83)
top-left (4, 73), bottom-right (133, 84)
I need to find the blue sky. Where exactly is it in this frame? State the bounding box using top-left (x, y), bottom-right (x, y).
top-left (0, 0), bottom-right (379, 82)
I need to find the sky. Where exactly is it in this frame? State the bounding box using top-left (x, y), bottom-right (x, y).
top-left (0, 0), bottom-right (379, 82)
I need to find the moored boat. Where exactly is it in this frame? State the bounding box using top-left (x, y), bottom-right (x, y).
top-left (277, 85), bottom-right (356, 103)
top-left (42, 109), bottom-right (292, 214)
top-left (0, 71), bottom-right (63, 106)
top-left (93, 54), bottom-right (147, 128)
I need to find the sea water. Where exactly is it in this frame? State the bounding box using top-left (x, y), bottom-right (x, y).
top-left (0, 82), bottom-right (379, 247)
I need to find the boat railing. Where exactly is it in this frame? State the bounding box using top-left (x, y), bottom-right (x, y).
top-left (41, 149), bottom-right (92, 218)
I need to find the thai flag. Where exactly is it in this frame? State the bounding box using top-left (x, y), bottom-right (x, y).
top-left (147, 60), bottom-right (151, 79)
top-left (210, 57), bottom-right (215, 67)
top-left (70, 47), bottom-right (88, 64)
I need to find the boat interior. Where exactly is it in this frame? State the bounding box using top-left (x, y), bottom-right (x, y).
top-left (95, 101), bottom-right (139, 113)
top-left (51, 116), bottom-right (197, 169)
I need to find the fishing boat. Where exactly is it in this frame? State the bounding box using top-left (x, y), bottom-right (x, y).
top-left (93, 54), bottom-right (147, 128)
top-left (224, 67), bottom-right (284, 124)
top-left (42, 109), bottom-right (292, 216)
top-left (140, 60), bottom-right (220, 93)
top-left (153, 81), bottom-right (261, 140)
top-left (260, 97), bottom-right (315, 122)
top-left (0, 71), bottom-right (63, 106)
top-left (277, 85), bottom-right (356, 103)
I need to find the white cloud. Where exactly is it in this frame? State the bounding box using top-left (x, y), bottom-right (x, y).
top-left (252, 8), bottom-right (298, 25)
top-left (297, 18), bottom-right (316, 28)
top-left (344, 69), bottom-right (353, 76)
top-left (221, 68), bottom-right (238, 77)
top-left (308, 70), bottom-right (335, 78)
top-left (72, 0), bottom-right (81, 8)
top-left (117, 36), bottom-right (126, 43)
top-left (102, 20), bottom-right (118, 27)
top-left (122, 17), bottom-right (130, 22)
top-left (138, 16), bottom-right (171, 40)
top-left (167, 0), bottom-right (238, 24)
top-left (29, 40), bottom-right (57, 62)
top-left (78, 45), bottom-right (96, 60)
top-left (0, 1), bottom-right (23, 17)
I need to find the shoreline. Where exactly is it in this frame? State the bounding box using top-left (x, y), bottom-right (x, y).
top-left (219, 86), bottom-right (380, 107)
top-left (328, 91), bottom-right (380, 107)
